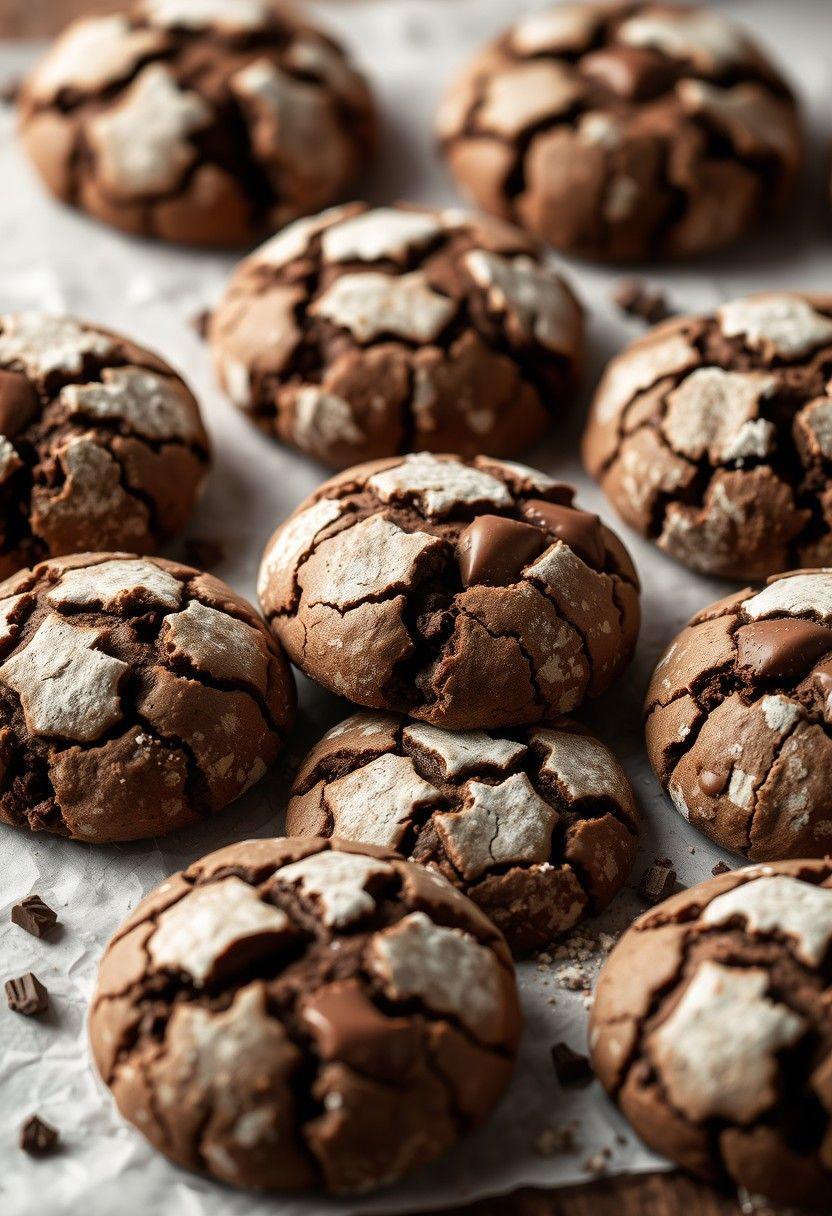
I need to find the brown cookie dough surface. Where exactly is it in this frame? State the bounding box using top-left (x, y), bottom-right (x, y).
top-left (18, 0), bottom-right (376, 247)
top-left (0, 552), bottom-right (294, 842)
top-left (287, 711), bottom-right (639, 955)
top-left (258, 453), bottom-right (640, 729)
top-left (208, 202), bottom-right (584, 467)
top-left (584, 293), bottom-right (832, 580)
top-left (437, 3), bottom-right (800, 263)
top-left (590, 860), bottom-right (832, 1208)
top-left (89, 836), bottom-right (521, 1194)
top-left (0, 312), bottom-right (209, 575)
top-left (646, 570), bottom-right (832, 861)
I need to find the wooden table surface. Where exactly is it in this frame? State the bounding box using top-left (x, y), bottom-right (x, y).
top-left (0, 2), bottom-right (746, 1215)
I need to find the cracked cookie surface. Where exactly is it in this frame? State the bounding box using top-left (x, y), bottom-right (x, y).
top-left (208, 202), bottom-right (584, 468)
top-left (89, 836), bottom-right (521, 1194)
top-left (0, 551), bottom-right (295, 842)
top-left (286, 710), bottom-right (639, 955)
top-left (0, 312), bottom-right (210, 575)
top-left (590, 860), bottom-right (832, 1208)
top-left (645, 570), bottom-right (832, 860)
top-left (258, 452), bottom-right (641, 729)
top-left (584, 293), bottom-right (832, 580)
top-left (437, 2), bottom-right (800, 262)
top-left (18, 0), bottom-right (376, 247)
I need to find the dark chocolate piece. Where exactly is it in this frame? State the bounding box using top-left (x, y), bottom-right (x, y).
top-left (638, 863), bottom-right (679, 906)
top-left (551, 1042), bottom-right (593, 1086)
top-left (735, 619), bottom-right (832, 681)
top-left (19, 1115), bottom-right (58, 1155)
top-left (611, 279), bottom-right (673, 324)
top-left (522, 500), bottom-right (606, 570)
top-left (11, 895), bottom-right (58, 939)
top-left (457, 515), bottom-right (545, 586)
top-left (6, 972), bottom-right (49, 1016)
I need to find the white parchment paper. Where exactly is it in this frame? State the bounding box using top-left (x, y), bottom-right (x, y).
top-left (1, 1), bottom-right (831, 1213)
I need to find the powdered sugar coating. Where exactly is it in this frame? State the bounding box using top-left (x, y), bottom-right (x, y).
top-left (321, 208), bottom-right (443, 263)
top-left (618, 8), bottom-right (750, 72)
top-left (0, 313), bottom-right (115, 379)
top-left (310, 271), bottom-right (456, 345)
top-left (257, 497), bottom-right (344, 609)
top-left (275, 851), bottom-right (392, 928)
top-left (743, 573), bottom-right (832, 623)
top-left (62, 367), bottom-right (202, 442)
top-left (149, 877), bottom-right (292, 985)
top-left (702, 875), bottom-right (832, 966)
top-left (403, 722), bottom-right (526, 779)
top-left (47, 557), bottom-right (183, 611)
top-left (718, 296), bottom-right (832, 360)
top-left (141, 0), bottom-right (273, 30)
top-left (662, 368), bottom-right (776, 462)
top-left (0, 613), bottom-right (128, 741)
top-left (367, 453), bottom-right (512, 518)
top-left (464, 250), bottom-right (580, 354)
top-left (435, 773), bottom-right (557, 881)
top-left (163, 599), bottom-right (270, 693)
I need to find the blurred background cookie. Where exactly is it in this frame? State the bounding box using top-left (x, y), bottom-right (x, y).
top-left (590, 861), bottom-right (832, 1208)
top-left (0, 311), bottom-right (209, 575)
top-left (208, 202), bottom-right (583, 467)
top-left (646, 570), bottom-right (832, 861)
top-left (18, 0), bottom-right (377, 246)
top-left (437, 1), bottom-right (801, 262)
top-left (89, 837), bottom-right (521, 1193)
top-left (0, 553), bottom-right (295, 841)
top-left (258, 453), bottom-right (640, 729)
top-left (583, 292), bottom-right (832, 579)
top-left (287, 711), bottom-right (639, 955)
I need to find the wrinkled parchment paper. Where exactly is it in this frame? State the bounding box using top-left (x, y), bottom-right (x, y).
top-left (2, 1), bottom-right (831, 1212)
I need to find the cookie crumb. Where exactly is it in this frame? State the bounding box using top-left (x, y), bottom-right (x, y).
top-left (19, 1115), bottom-right (58, 1156)
top-left (612, 279), bottom-right (673, 324)
top-left (712, 861), bottom-right (731, 876)
top-left (191, 309), bottom-right (212, 339)
top-left (638, 861), bottom-right (681, 906)
top-left (583, 1146), bottom-right (612, 1176)
top-left (11, 895), bottom-right (58, 939)
top-left (551, 1042), bottom-right (592, 1086)
top-left (5, 972), bottom-right (49, 1016)
top-left (534, 1122), bottom-right (578, 1156)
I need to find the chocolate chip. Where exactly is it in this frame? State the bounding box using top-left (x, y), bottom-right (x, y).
top-left (712, 861), bottom-right (731, 876)
top-left (735, 619), bottom-right (832, 681)
top-left (522, 500), bottom-right (606, 570)
top-left (551, 1042), bottom-right (593, 1086)
top-left (11, 895), bottom-right (58, 939)
top-left (611, 279), bottom-right (673, 325)
top-left (457, 515), bottom-right (546, 587)
top-left (638, 863), bottom-right (680, 906)
top-left (19, 1115), bottom-right (58, 1155)
top-left (5, 972), bottom-right (49, 1016)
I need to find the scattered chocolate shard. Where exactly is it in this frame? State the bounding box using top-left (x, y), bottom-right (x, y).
top-left (5, 972), bottom-right (49, 1016)
top-left (551, 1041), bottom-right (593, 1086)
top-left (712, 861), bottom-right (731, 876)
top-left (638, 862), bottom-right (680, 906)
top-left (191, 309), bottom-right (212, 339)
top-left (612, 279), bottom-right (673, 324)
top-left (11, 894), bottom-right (58, 939)
top-left (19, 1115), bottom-right (58, 1155)
top-left (0, 78), bottom-right (20, 107)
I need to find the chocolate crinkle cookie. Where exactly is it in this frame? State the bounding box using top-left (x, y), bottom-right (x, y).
top-left (18, 0), bottom-right (376, 247)
top-left (258, 453), bottom-right (640, 729)
top-left (286, 711), bottom-right (639, 956)
top-left (646, 569), bottom-right (832, 862)
top-left (584, 293), bottom-right (832, 580)
top-left (437, 2), bottom-right (801, 262)
top-left (0, 552), bottom-right (294, 842)
top-left (0, 312), bottom-right (209, 576)
top-left (89, 837), bottom-right (521, 1193)
top-left (590, 861), bottom-right (832, 1208)
top-left (208, 202), bottom-right (584, 468)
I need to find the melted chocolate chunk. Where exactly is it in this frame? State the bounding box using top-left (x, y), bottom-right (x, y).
top-left (698, 768), bottom-right (730, 798)
top-left (302, 979), bottom-right (416, 1078)
top-left (457, 515), bottom-right (545, 586)
top-left (522, 500), bottom-right (606, 571)
top-left (735, 619), bottom-right (832, 681)
top-left (0, 369), bottom-right (37, 437)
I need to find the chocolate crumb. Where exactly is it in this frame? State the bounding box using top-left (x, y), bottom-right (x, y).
top-left (612, 279), bottom-right (673, 324)
top-left (551, 1042), bottom-right (593, 1086)
top-left (181, 537), bottom-right (225, 570)
top-left (535, 1122), bottom-right (579, 1156)
top-left (0, 78), bottom-right (20, 106)
top-left (19, 1115), bottom-right (58, 1155)
top-left (712, 861), bottom-right (731, 876)
top-left (11, 895), bottom-right (58, 939)
top-left (5, 972), bottom-right (49, 1016)
top-left (191, 309), bottom-right (212, 339)
top-left (638, 862), bottom-right (680, 906)
top-left (583, 1146), bottom-right (612, 1176)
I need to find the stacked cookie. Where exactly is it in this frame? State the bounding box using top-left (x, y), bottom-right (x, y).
top-left (5, 0), bottom-right (832, 1208)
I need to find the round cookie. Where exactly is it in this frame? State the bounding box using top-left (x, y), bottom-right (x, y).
top-left (645, 569), bottom-right (832, 862)
top-left (0, 312), bottom-right (209, 576)
top-left (0, 552), bottom-right (295, 842)
top-left (208, 202), bottom-right (584, 468)
top-left (18, 0), bottom-right (376, 247)
top-left (590, 860), bottom-right (832, 1208)
top-left (584, 292), bottom-right (832, 580)
top-left (258, 453), bottom-right (641, 729)
top-left (286, 711), bottom-right (639, 955)
top-left (89, 836), bottom-right (521, 1194)
top-left (437, 2), bottom-right (801, 262)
